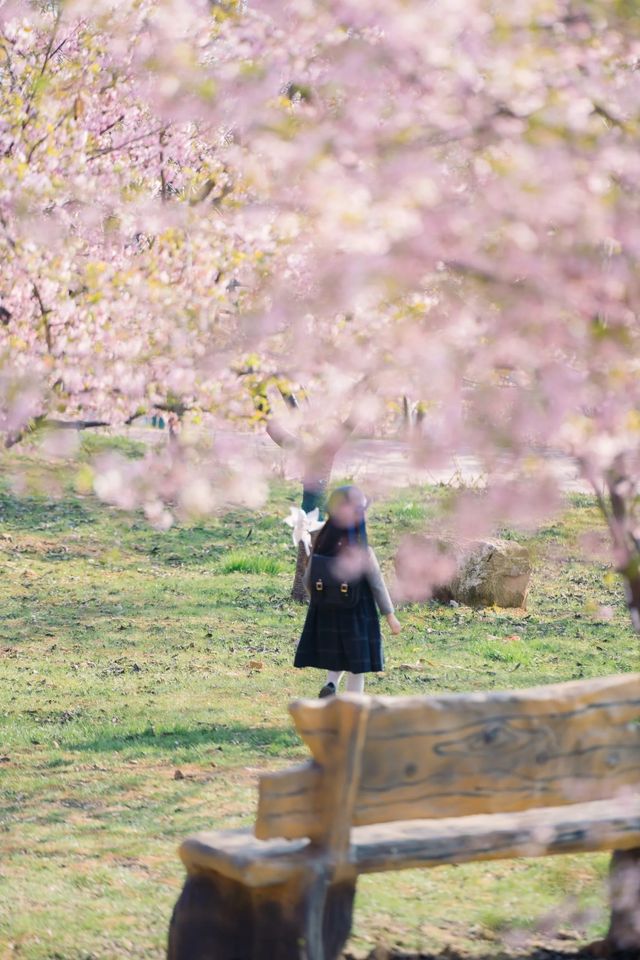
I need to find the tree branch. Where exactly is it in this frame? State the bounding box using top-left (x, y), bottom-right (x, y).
top-left (0, 214), bottom-right (55, 354)
top-left (31, 282), bottom-right (53, 353)
top-left (25, 106), bottom-right (75, 164)
top-left (266, 418), bottom-right (298, 450)
top-left (5, 411), bottom-right (144, 449)
top-left (96, 113), bottom-right (125, 138)
top-left (159, 127), bottom-right (169, 202)
top-left (87, 126), bottom-right (166, 161)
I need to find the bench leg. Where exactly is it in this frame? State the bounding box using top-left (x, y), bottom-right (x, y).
top-left (167, 867), bottom-right (357, 960)
top-left (605, 848), bottom-right (640, 955)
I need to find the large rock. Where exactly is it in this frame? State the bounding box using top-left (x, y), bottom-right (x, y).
top-left (450, 538), bottom-right (532, 608)
top-left (395, 536), bottom-right (532, 609)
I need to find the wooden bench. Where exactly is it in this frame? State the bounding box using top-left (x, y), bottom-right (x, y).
top-left (168, 674), bottom-right (640, 960)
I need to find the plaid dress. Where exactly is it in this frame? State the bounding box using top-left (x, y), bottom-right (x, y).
top-left (294, 554), bottom-right (387, 674)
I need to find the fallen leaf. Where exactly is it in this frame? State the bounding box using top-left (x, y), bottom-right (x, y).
top-left (247, 660), bottom-right (264, 670)
top-left (174, 769), bottom-right (185, 780)
top-left (503, 634), bottom-right (521, 643)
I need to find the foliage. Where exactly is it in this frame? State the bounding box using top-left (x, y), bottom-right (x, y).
top-left (1, 3), bottom-right (640, 545)
top-left (0, 1), bottom-right (280, 450)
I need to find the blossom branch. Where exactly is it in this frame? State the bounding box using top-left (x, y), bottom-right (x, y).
top-left (87, 126), bottom-right (166, 161)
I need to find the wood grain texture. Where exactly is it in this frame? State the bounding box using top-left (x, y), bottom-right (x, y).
top-left (350, 796), bottom-right (640, 873)
top-left (256, 762), bottom-right (323, 842)
top-left (179, 797), bottom-right (640, 884)
top-left (168, 860), bottom-right (356, 960)
top-left (257, 677), bottom-right (640, 839)
top-left (352, 673), bottom-right (640, 824)
top-left (180, 829), bottom-right (311, 887)
top-left (606, 847), bottom-right (640, 952)
top-left (256, 698), bottom-right (371, 844)
top-left (322, 698), bottom-right (371, 856)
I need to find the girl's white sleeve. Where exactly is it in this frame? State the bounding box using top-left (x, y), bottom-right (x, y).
top-left (366, 547), bottom-right (394, 616)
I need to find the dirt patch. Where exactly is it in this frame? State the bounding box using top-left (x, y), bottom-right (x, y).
top-left (344, 943), bottom-right (620, 960)
top-left (345, 943), bottom-right (633, 960)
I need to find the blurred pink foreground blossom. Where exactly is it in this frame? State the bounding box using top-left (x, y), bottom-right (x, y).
top-left (2, 1), bottom-right (640, 623)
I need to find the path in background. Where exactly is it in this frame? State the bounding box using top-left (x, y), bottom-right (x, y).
top-left (126, 426), bottom-right (590, 494)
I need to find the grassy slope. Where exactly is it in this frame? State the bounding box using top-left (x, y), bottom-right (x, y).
top-left (0, 439), bottom-right (638, 959)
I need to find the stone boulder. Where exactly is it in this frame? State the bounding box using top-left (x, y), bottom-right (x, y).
top-left (395, 536), bottom-right (532, 609)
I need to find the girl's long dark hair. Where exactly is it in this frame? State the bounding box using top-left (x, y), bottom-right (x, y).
top-left (313, 517), bottom-right (368, 557)
top-left (312, 485), bottom-right (369, 557)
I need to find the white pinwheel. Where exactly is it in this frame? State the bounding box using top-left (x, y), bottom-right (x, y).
top-left (284, 507), bottom-right (324, 555)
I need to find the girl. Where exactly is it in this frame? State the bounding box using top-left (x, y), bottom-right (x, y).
top-left (294, 485), bottom-right (401, 696)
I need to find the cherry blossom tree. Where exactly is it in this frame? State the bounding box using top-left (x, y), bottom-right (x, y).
top-left (3, 0), bottom-right (640, 622)
top-left (0, 2), bottom-right (278, 441)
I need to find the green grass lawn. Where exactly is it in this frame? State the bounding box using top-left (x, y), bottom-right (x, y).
top-left (0, 439), bottom-right (638, 959)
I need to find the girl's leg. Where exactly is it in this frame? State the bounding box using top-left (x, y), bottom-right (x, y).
top-left (319, 670), bottom-right (343, 698)
top-left (345, 672), bottom-right (365, 694)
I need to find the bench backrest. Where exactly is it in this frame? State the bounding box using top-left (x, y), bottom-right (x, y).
top-left (256, 674), bottom-right (640, 855)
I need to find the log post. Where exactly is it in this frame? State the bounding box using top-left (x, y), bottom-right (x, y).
top-left (605, 848), bottom-right (640, 955)
top-left (167, 866), bottom-right (356, 960)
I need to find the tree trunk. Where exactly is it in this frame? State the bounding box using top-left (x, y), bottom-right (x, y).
top-left (266, 407), bottom-right (355, 602)
top-left (620, 563), bottom-right (640, 633)
top-left (292, 541), bottom-right (310, 603)
top-left (291, 532), bottom-right (321, 604)
top-left (291, 475), bottom-right (331, 603)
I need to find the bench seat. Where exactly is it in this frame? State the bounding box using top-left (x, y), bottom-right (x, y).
top-left (180, 793), bottom-right (640, 887)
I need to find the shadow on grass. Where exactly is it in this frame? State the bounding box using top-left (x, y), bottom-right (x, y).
top-left (0, 487), bottom-right (289, 569)
top-left (70, 721), bottom-right (302, 756)
top-left (0, 491), bottom-right (97, 531)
